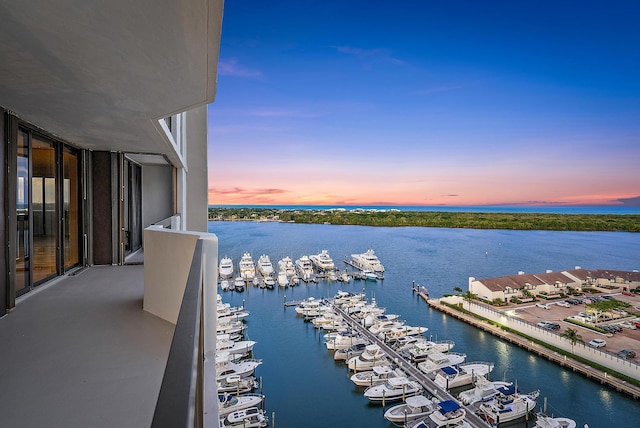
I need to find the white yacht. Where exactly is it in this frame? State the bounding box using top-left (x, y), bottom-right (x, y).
top-left (217, 375), bottom-right (257, 395)
top-left (350, 249), bottom-right (384, 273)
top-left (381, 325), bottom-right (428, 341)
top-left (219, 256), bottom-right (234, 279)
top-left (325, 330), bottom-right (367, 350)
top-left (334, 342), bottom-right (368, 361)
top-left (220, 407), bottom-right (268, 428)
top-left (347, 344), bottom-right (390, 371)
top-left (220, 279), bottom-right (230, 292)
top-left (383, 395), bottom-right (438, 425)
top-left (534, 412), bottom-right (577, 428)
top-left (401, 340), bottom-right (455, 363)
top-left (216, 334), bottom-right (256, 358)
top-left (433, 361), bottom-right (494, 390)
top-left (233, 277), bottom-right (245, 292)
top-left (309, 249), bottom-right (335, 272)
top-left (417, 352), bottom-right (467, 375)
top-left (256, 254), bottom-right (274, 277)
top-left (350, 365), bottom-right (404, 387)
top-left (278, 256), bottom-right (296, 276)
top-left (239, 253), bottom-right (255, 281)
top-left (426, 400), bottom-right (467, 427)
top-left (363, 377), bottom-right (422, 402)
top-left (294, 255), bottom-right (314, 282)
top-left (277, 270), bottom-right (289, 287)
top-left (218, 393), bottom-right (265, 417)
top-left (477, 385), bottom-right (539, 425)
top-left (457, 377), bottom-right (513, 405)
top-left (216, 354), bottom-right (262, 381)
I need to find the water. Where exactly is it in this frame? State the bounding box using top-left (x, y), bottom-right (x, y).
top-left (210, 221), bottom-right (640, 427)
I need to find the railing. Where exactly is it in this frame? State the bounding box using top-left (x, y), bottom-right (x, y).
top-left (151, 239), bottom-right (205, 428)
top-left (152, 214), bottom-right (182, 229)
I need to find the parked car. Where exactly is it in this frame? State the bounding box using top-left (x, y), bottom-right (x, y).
top-left (556, 301), bottom-right (570, 308)
top-left (619, 321), bottom-right (637, 330)
top-left (588, 338), bottom-right (606, 348)
top-left (536, 303), bottom-right (551, 310)
top-left (622, 291), bottom-right (634, 296)
top-left (633, 321), bottom-right (640, 328)
top-left (537, 321), bottom-right (560, 330)
top-left (617, 349), bottom-right (636, 359)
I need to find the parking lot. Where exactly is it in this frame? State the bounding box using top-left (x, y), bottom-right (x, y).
top-left (504, 292), bottom-right (640, 358)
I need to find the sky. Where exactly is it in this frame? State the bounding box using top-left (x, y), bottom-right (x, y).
top-left (207, 1), bottom-right (640, 207)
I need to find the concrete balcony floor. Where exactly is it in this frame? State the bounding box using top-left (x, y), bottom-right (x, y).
top-left (0, 265), bottom-right (175, 428)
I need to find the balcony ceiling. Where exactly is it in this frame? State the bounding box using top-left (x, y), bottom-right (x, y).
top-left (0, 0), bottom-right (223, 160)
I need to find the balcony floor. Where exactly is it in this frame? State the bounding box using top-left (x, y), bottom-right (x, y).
top-left (0, 265), bottom-right (175, 428)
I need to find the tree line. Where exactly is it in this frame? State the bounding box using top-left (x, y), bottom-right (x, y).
top-left (208, 207), bottom-right (640, 232)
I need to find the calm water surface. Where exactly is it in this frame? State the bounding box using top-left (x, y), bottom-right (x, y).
top-left (209, 221), bottom-right (640, 427)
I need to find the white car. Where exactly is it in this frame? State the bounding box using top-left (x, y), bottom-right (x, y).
top-left (556, 301), bottom-right (570, 308)
top-left (619, 321), bottom-right (637, 330)
top-left (588, 338), bottom-right (606, 348)
top-left (536, 303), bottom-right (551, 310)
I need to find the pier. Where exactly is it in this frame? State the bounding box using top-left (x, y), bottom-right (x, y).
top-left (331, 303), bottom-right (491, 428)
top-left (422, 294), bottom-right (640, 400)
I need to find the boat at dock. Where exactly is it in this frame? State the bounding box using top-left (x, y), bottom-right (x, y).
top-left (476, 384), bottom-right (539, 425)
top-left (350, 365), bottom-right (404, 387)
top-left (217, 375), bottom-right (258, 395)
top-left (534, 412), bottom-right (577, 428)
top-left (294, 255), bottom-right (315, 282)
top-left (256, 254), bottom-right (274, 277)
top-left (433, 361), bottom-right (494, 390)
top-left (400, 339), bottom-right (455, 363)
top-left (363, 376), bottom-right (422, 402)
top-left (426, 399), bottom-right (467, 427)
top-left (218, 393), bottom-right (265, 417)
top-left (309, 249), bottom-right (335, 273)
top-left (457, 377), bottom-right (514, 405)
top-left (239, 253), bottom-right (255, 282)
top-left (219, 256), bottom-right (234, 279)
top-left (348, 249), bottom-right (385, 273)
top-left (220, 407), bottom-right (268, 427)
top-left (347, 344), bottom-right (389, 371)
top-left (383, 394), bottom-right (438, 425)
top-left (277, 270), bottom-right (289, 287)
top-left (334, 342), bottom-right (369, 361)
top-left (417, 352), bottom-right (467, 375)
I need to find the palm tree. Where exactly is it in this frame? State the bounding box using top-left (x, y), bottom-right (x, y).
top-left (560, 328), bottom-right (583, 353)
top-left (453, 286), bottom-right (463, 295)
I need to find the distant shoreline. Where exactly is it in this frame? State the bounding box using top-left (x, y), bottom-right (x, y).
top-left (208, 207), bottom-right (640, 232)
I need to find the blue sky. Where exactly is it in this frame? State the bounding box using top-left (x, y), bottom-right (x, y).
top-left (208, 1), bottom-right (640, 206)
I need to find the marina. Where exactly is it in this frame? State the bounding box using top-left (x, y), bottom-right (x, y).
top-left (210, 220), bottom-right (640, 427)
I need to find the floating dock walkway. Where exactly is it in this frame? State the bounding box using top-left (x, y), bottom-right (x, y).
top-left (331, 303), bottom-right (491, 428)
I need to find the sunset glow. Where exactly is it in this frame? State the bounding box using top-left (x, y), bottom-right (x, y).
top-left (208, 1), bottom-right (640, 207)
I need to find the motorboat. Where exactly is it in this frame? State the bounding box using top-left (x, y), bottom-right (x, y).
top-left (417, 352), bottom-right (467, 375)
top-left (433, 361), bottom-right (494, 390)
top-left (350, 249), bottom-right (384, 273)
top-left (325, 331), bottom-right (367, 350)
top-left (233, 277), bottom-right (245, 292)
top-left (217, 334), bottom-right (256, 358)
top-left (277, 270), bottom-right (289, 287)
top-left (363, 270), bottom-right (379, 281)
top-left (220, 407), bottom-right (268, 427)
top-left (218, 393), bottom-right (264, 417)
top-left (347, 344), bottom-right (389, 371)
top-left (217, 375), bottom-right (258, 395)
top-left (369, 320), bottom-right (405, 336)
top-left (383, 395), bottom-right (438, 425)
top-left (363, 312), bottom-right (397, 328)
top-left (278, 256), bottom-right (296, 276)
top-left (289, 274), bottom-right (299, 286)
top-left (426, 400), bottom-right (467, 427)
top-left (457, 377), bottom-right (513, 405)
top-left (350, 365), bottom-right (404, 387)
top-left (216, 354), bottom-right (262, 380)
top-left (381, 325), bottom-right (428, 341)
top-left (400, 336), bottom-right (455, 363)
top-left (337, 271), bottom-right (351, 282)
top-left (477, 384), bottom-right (539, 425)
top-left (333, 290), bottom-right (366, 307)
top-left (256, 254), bottom-right (274, 277)
top-left (217, 304), bottom-right (249, 320)
top-left (219, 256), bottom-right (234, 279)
top-left (309, 249), bottom-right (335, 272)
top-left (217, 317), bottom-right (246, 336)
top-left (294, 297), bottom-right (326, 316)
top-left (263, 276), bottom-right (275, 288)
top-left (294, 255), bottom-right (314, 282)
top-left (363, 376), bottom-right (422, 402)
top-left (534, 412), bottom-right (577, 428)
top-left (220, 279), bottom-right (230, 291)
top-left (334, 342), bottom-right (368, 361)
top-left (239, 253), bottom-right (255, 281)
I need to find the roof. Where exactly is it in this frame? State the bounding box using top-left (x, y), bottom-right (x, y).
top-left (533, 271), bottom-right (574, 284)
top-left (0, 0), bottom-right (223, 166)
top-left (478, 273), bottom-right (544, 292)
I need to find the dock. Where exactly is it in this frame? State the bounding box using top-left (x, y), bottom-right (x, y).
top-left (331, 303), bottom-right (491, 428)
top-left (422, 295), bottom-right (640, 400)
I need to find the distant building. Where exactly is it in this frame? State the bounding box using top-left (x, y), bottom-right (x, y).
top-left (469, 268), bottom-right (640, 301)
